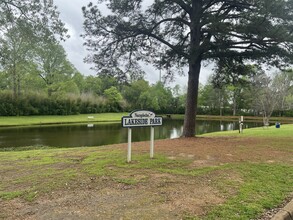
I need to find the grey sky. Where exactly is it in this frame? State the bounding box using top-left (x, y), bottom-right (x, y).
top-left (54, 0), bottom-right (212, 87)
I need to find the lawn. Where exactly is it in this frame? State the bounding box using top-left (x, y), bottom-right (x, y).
top-left (0, 123), bottom-right (292, 219)
top-left (0, 113), bottom-right (126, 126)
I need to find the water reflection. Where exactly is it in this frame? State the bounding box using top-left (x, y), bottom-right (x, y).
top-left (0, 119), bottom-right (263, 148)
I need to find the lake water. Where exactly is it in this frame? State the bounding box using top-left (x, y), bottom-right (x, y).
top-left (0, 119), bottom-right (263, 148)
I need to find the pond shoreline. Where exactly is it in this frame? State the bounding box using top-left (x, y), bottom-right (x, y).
top-left (0, 113), bottom-right (292, 128)
top-left (0, 119), bottom-right (264, 149)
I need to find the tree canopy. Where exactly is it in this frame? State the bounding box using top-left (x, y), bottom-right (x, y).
top-left (0, 0), bottom-right (68, 40)
top-left (84, 0), bottom-right (292, 136)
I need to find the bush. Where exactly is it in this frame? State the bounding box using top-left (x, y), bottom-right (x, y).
top-left (0, 91), bottom-right (109, 116)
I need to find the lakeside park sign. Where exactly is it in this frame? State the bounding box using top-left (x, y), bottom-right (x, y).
top-left (122, 110), bottom-right (162, 127)
top-left (121, 110), bottom-right (163, 162)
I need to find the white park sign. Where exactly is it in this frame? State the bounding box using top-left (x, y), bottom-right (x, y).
top-left (122, 110), bottom-right (162, 127)
top-left (121, 110), bottom-right (163, 162)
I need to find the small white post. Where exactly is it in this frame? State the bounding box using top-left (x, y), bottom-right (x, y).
top-left (239, 116), bottom-right (244, 133)
top-left (150, 126), bottom-right (154, 158)
top-left (127, 128), bottom-right (132, 162)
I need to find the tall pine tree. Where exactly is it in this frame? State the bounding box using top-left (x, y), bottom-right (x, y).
top-left (82, 0), bottom-right (293, 137)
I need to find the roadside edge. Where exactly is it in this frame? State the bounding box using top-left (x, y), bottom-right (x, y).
top-left (271, 199), bottom-right (293, 220)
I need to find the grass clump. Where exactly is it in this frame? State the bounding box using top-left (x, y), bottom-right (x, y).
top-left (0, 191), bottom-right (23, 200)
top-left (204, 163), bottom-right (293, 220)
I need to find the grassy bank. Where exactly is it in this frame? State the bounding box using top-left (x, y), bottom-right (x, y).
top-left (202, 123), bottom-right (293, 138)
top-left (0, 113), bottom-right (292, 127)
top-left (172, 114), bottom-right (293, 124)
top-left (0, 113), bottom-right (126, 127)
top-left (0, 125), bottom-right (292, 219)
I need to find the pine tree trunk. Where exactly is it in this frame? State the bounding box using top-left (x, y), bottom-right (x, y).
top-left (233, 92), bottom-right (237, 116)
top-left (12, 64), bottom-right (17, 99)
top-left (182, 0), bottom-right (202, 137)
top-left (17, 72), bottom-right (21, 98)
top-left (182, 59), bottom-right (201, 137)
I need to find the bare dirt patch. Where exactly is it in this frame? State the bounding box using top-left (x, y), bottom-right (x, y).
top-left (1, 136), bottom-right (292, 220)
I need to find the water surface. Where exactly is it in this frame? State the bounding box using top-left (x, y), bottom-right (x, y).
top-left (0, 119), bottom-right (263, 148)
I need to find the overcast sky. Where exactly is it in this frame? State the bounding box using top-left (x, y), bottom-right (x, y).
top-left (54, 0), bottom-right (212, 87)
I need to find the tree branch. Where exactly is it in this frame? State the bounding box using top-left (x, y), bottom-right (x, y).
top-left (165, 0), bottom-right (192, 15)
top-left (150, 17), bottom-right (190, 32)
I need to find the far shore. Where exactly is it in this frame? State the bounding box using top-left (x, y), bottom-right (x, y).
top-left (0, 113), bottom-right (292, 127)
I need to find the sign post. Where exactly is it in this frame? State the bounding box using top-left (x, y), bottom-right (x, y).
top-left (150, 126), bottom-right (154, 158)
top-left (239, 116), bottom-right (244, 133)
top-left (127, 128), bottom-right (132, 163)
top-left (122, 110), bottom-right (163, 162)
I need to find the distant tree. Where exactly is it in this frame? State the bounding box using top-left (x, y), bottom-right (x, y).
top-left (72, 72), bottom-right (86, 93)
top-left (138, 90), bottom-right (160, 111)
top-left (99, 76), bottom-right (120, 93)
top-left (82, 0), bottom-right (293, 137)
top-left (152, 82), bottom-right (174, 113)
top-left (0, 0), bottom-right (68, 98)
top-left (99, 67), bottom-right (144, 84)
top-left (104, 86), bottom-right (124, 111)
top-left (34, 40), bottom-right (76, 96)
top-left (0, 0), bottom-right (68, 41)
top-left (57, 80), bottom-right (80, 97)
top-left (272, 69), bottom-right (293, 115)
top-left (122, 79), bottom-right (150, 109)
top-left (170, 84), bottom-right (185, 114)
top-left (198, 81), bottom-right (229, 115)
top-left (212, 58), bottom-right (255, 115)
top-left (0, 70), bottom-right (9, 90)
top-left (83, 75), bottom-right (103, 95)
top-left (0, 20), bottom-right (33, 98)
top-left (21, 62), bottom-right (46, 94)
top-left (248, 70), bottom-right (279, 125)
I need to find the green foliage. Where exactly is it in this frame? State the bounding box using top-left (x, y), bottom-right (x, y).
top-left (104, 86), bottom-right (124, 112)
top-left (0, 91), bottom-right (108, 116)
top-left (0, 0), bottom-right (68, 40)
top-left (122, 80), bottom-right (181, 113)
top-left (197, 68), bottom-right (293, 117)
top-left (34, 41), bottom-right (76, 95)
top-left (123, 79), bottom-right (150, 109)
top-left (0, 0), bottom-right (68, 100)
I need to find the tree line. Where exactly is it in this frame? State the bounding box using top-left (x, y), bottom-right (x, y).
top-left (200, 67), bottom-right (293, 123)
top-left (1, 58), bottom-right (292, 120)
top-left (0, 0), bottom-right (293, 131)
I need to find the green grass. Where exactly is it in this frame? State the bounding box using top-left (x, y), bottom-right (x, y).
top-left (0, 147), bottom-right (190, 202)
top-left (0, 113), bottom-right (127, 126)
top-left (1, 148), bottom-right (291, 219)
top-left (200, 163), bottom-right (293, 220)
top-left (201, 123), bottom-right (293, 138)
top-left (195, 123), bottom-right (293, 219)
top-left (0, 191), bottom-right (23, 200)
top-left (0, 124), bottom-right (292, 219)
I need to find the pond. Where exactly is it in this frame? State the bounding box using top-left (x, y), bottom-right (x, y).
top-left (0, 119), bottom-right (263, 148)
